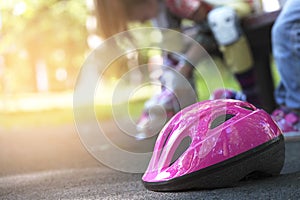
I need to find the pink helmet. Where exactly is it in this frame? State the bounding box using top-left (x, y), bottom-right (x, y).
top-left (142, 99), bottom-right (285, 191)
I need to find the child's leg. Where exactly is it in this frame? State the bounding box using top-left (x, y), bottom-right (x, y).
top-left (136, 53), bottom-right (197, 140)
top-left (272, 0), bottom-right (300, 111)
top-left (207, 6), bottom-right (260, 106)
top-left (270, 0), bottom-right (300, 134)
top-left (221, 36), bottom-right (261, 106)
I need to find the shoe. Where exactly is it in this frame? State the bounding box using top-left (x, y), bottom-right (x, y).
top-left (271, 108), bottom-right (300, 132)
top-left (271, 107), bottom-right (300, 141)
top-left (210, 88), bottom-right (246, 101)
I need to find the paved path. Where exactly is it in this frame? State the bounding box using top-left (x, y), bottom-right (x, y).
top-left (0, 124), bottom-right (299, 199)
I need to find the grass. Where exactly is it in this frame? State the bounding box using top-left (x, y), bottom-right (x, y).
top-left (0, 100), bottom-right (146, 129)
top-left (0, 57), bottom-right (280, 129)
top-left (0, 109), bottom-right (74, 128)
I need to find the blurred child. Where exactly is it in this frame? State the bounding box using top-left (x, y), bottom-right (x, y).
top-left (93, 0), bottom-right (260, 139)
top-left (165, 0), bottom-right (260, 106)
top-left (139, 0), bottom-right (261, 139)
top-left (94, 0), bottom-right (198, 139)
top-left (93, 0), bottom-right (159, 38)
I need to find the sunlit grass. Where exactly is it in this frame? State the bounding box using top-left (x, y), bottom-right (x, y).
top-left (0, 104), bottom-right (146, 129)
top-left (0, 105), bottom-right (114, 128)
top-left (0, 70), bottom-right (238, 129)
top-left (0, 109), bottom-right (74, 128)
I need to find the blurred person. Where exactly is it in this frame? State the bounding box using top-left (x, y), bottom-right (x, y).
top-left (94, 0), bottom-right (198, 140)
top-left (164, 0), bottom-right (260, 106)
top-left (93, 0), bottom-right (260, 139)
top-left (271, 0), bottom-right (300, 135)
top-left (93, 0), bottom-right (159, 38)
top-left (143, 0), bottom-right (262, 139)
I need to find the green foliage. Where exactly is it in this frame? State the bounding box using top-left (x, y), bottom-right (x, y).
top-left (0, 0), bottom-right (89, 92)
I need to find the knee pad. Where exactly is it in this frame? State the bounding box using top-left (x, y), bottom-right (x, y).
top-left (208, 7), bottom-right (242, 46)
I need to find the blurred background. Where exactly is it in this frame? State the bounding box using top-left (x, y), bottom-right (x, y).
top-left (1, 1), bottom-right (90, 92)
top-left (0, 0), bottom-right (99, 176)
top-left (0, 0), bottom-right (282, 176)
top-left (0, 1), bottom-right (88, 112)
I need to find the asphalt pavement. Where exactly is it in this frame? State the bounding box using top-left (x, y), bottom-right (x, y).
top-left (0, 124), bottom-right (299, 200)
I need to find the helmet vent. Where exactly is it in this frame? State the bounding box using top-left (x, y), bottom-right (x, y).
top-left (210, 114), bottom-right (235, 129)
top-left (169, 136), bottom-right (192, 167)
top-left (241, 106), bottom-right (255, 111)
